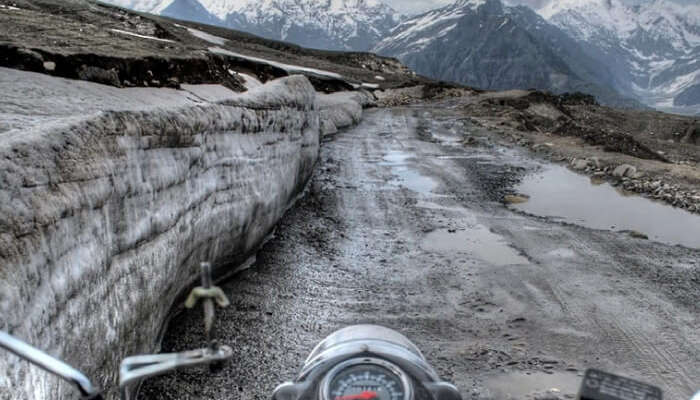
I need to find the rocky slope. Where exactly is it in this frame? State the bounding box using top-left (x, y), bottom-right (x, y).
top-left (372, 0), bottom-right (641, 108)
top-left (540, 0), bottom-right (700, 115)
top-left (103, 0), bottom-right (402, 51)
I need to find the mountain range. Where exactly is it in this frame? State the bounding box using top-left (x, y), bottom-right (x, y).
top-left (102, 0), bottom-right (700, 114)
top-left (104, 0), bottom-right (401, 51)
top-left (541, 0), bottom-right (700, 113)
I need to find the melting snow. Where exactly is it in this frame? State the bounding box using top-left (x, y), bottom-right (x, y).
top-left (187, 28), bottom-right (227, 45)
top-left (209, 47), bottom-right (343, 80)
top-left (110, 29), bottom-right (175, 43)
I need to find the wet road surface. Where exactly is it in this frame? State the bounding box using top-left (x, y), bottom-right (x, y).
top-left (140, 106), bottom-right (699, 400)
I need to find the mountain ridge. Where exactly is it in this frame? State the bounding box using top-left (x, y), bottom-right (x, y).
top-left (373, 0), bottom-right (644, 108)
top-left (104, 0), bottom-right (401, 51)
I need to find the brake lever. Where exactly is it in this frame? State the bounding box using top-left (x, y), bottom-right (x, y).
top-left (0, 331), bottom-right (103, 399)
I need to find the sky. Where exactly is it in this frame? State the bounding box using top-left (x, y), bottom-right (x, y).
top-left (383, 0), bottom-right (697, 15)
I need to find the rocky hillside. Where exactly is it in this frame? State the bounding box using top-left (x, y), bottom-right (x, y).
top-left (102, 0), bottom-right (402, 51)
top-left (372, 0), bottom-right (642, 108)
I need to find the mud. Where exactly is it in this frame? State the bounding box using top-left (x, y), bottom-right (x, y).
top-left (139, 106), bottom-right (699, 400)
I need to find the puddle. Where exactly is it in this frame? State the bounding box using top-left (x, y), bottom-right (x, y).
top-left (485, 371), bottom-right (580, 399)
top-left (380, 150), bottom-right (411, 165)
top-left (381, 150), bottom-right (439, 195)
top-left (513, 166), bottom-right (700, 249)
top-left (422, 227), bottom-right (529, 266)
top-left (391, 168), bottom-right (438, 195)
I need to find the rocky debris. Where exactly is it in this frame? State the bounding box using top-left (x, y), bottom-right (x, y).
top-left (459, 88), bottom-right (700, 213)
top-left (552, 120), bottom-right (669, 163)
top-left (374, 83), bottom-right (474, 107)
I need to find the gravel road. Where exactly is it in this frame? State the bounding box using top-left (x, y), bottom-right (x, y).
top-left (139, 105), bottom-right (699, 400)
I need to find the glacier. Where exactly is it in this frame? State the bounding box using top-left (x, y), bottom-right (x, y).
top-left (0, 67), bottom-right (366, 399)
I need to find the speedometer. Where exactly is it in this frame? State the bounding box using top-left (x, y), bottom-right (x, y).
top-left (321, 358), bottom-right (412, 400)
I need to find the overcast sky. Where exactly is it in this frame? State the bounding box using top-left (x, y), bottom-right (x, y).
top-left (383, 0), bottom-right (696, 15)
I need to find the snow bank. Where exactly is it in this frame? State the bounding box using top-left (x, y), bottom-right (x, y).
top-left (0, 68), bottom-right (364, 399)
top-left (316, 91), bottom-right (375, 135)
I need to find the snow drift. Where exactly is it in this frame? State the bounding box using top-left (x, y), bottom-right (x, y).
top-left (0, 67), bottom-right (363, 399)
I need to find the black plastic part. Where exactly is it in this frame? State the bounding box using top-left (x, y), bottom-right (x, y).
top-left (578, 369), bottom-right (662, 400)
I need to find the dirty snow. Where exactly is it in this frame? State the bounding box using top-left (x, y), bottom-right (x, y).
top-left (187, 27), bottom-right (228, 45)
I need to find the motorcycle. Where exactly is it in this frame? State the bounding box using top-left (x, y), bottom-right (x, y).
top-left (0, 263), bottom-right (693, 400)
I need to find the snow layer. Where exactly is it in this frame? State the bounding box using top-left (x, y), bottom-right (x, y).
top-left (209, 47), bottom-right (343, 80)
top-left (186, 27), bottom-right (227, 45)
top-left (0, 67), bottom-right (365, 399)
top-left (110, 28), bottom-right (175, 42)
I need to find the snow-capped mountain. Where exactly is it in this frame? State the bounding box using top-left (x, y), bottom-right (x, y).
top-left (539, 0), bottom-right (700, 113)
top-left (102, 0), bottom-right (401, 51)
top-left (373, 0), bottom-right (639, 107)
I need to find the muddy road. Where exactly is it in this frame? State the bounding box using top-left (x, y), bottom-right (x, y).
top-left (140, 105), bottom-right (699, 400)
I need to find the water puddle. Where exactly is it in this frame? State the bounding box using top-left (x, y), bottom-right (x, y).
top-left (381, 150), bottom-right (439, 196)
top-left (422, 227), bottom-right (529, 266)
top-left (513, 166), bottom-right (700, 249)
top-left (380, 151), bottom-right (411, 165)
top-left (484, 371), bottom-right (580, 399)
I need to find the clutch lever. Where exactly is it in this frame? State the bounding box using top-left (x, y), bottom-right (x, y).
top-left (0, 330), bottom-right (103, 399)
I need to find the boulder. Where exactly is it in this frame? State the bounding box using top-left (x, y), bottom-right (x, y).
top-left (612, 164), bottom-right (637, 178)
top-left (571, 158), bottom-right (590, 170)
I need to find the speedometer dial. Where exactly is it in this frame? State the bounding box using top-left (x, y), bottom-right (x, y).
top-left (322, 358), bottom-right (411, 400)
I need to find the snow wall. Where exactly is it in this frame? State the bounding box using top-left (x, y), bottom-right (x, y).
top-left (0, 68), bottom-right (364, 399)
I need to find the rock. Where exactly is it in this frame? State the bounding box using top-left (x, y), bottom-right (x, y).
top-left (612, 164), bottom-right (637, 178)
top-left (77, 64), bottom-right (121, 86)
top-left (15, 47), bottom-right (44, 69)
top-left (532, 142), bottom-right (553, 152)
top-left (571, 158), bottom-right (590, 170)
top-left (624, 230), bottom-right (649, 240)
top-left (166, 77), bottom-right (180, 88)
top-left (42, 61), bottom-right (56, 71)
top-left (504, 194), bottom-right (530, 204)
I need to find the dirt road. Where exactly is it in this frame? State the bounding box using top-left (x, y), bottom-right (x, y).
top-left (140, 105), bottom-right (699, 400)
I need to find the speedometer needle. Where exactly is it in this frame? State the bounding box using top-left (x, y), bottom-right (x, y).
top-left (335, 391), bottom-right (378, 400)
